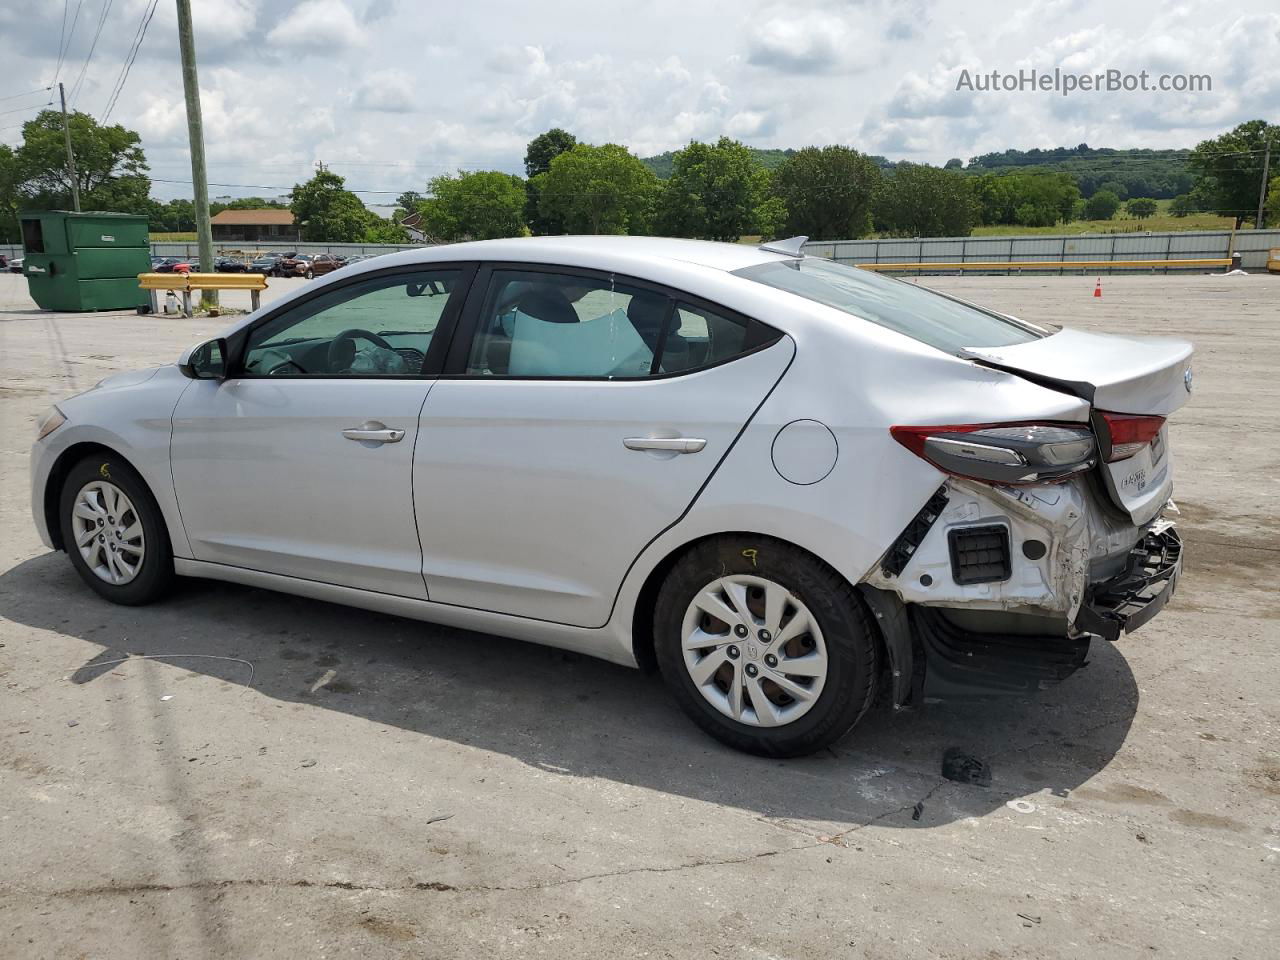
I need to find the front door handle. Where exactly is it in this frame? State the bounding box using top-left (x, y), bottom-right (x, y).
top-left (623, 437), bottom-right (706, 454)
top-left (342, 421), bottom-right (405, 444)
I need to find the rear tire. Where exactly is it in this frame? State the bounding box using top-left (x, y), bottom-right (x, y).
top-left (654, 536), bottom-right (879, 757)
top-left (58, 454), bottom-right (174, 606)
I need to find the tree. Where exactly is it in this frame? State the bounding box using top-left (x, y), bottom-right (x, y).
top-left (1125, 197), bottom-right (1158, 219)
top-left (1169, 193), bottom-right (1197, 217)
top-left (524, 128), bottom-right (577, 235)
top-left (944, 158), bottom-right (963, 170)
top-left (538, 143), bottom-right (657, 235)
top-left (289, 168), bottom-right (373, 242)
top-left (1265, 175), bottom-right (1280, 228)
top-left (1097, 179), bottom-right (1128, 201)
top-left (396, 190), bottom-right (424, 213)
top-left (1083, 189), bottom-right (1121, 220)
top-left (0, 145), bottom-right (20, 243)
top-left (1189, 119), bottom-right (1280, 228)
top-left (873, 163), bottom-right (978, 237)
top-left (974, 170), bottom-right (1079, 226)
top-left (363, 217), bottom-right (410, 243)
top-left (654, 137), bottom-right (770, 241)
top-left (770, 146), bottom-right (881, 240)
top-left (418, 170), bottom-right (526, 241)
top-left (15, 109), bottom-right (150, 213)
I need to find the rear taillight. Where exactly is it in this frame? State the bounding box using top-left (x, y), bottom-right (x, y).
top-left (1097, 412), bottom-right (1165, 462)
top-left (891, 422), bottom-right (1096, 485)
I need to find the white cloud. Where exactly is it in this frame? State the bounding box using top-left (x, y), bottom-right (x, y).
top-left (2, 0), bottom-right (1277, 201)
top-left (266, 0), bottom-right (368, 51)
top-left (352, 70), bottom-right (416, 113)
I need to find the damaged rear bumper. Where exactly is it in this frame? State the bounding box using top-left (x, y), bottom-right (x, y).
top-left (862, 499), bottom-right (1183, 706)
top-left (1072, 525), bottom-right (1182, 642)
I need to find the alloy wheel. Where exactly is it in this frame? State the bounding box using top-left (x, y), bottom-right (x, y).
top-left (680, 575), bottom-right (828, 727)
top-left (71, 481), bottom-right (146, 585)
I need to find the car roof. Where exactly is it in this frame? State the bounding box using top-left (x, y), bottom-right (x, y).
top-left (349, 236), bottom-right (797, 276)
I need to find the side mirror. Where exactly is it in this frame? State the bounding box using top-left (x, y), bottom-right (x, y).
top-left (182, 338), bottom-right (228, 380)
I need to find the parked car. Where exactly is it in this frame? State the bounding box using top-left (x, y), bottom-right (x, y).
top-left (152, 257), bottom-right (186, 273)
top-left (7, 256), bottom-right (21, 274)
top-left (28, 236), bottom-right (1190, 756)
top-left (307, 253), bottom-right (344, 278)
top-left (277, 252), bottom-right (313, 278)
top-left (249, 253), bottom-right (285, 277)
top-left (214, 257), bottom-right (249, 273)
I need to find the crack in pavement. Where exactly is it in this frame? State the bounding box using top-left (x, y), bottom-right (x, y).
top-left (0, 848), bottom-right (800, 901)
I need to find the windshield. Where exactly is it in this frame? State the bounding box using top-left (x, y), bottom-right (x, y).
top-left (734, 258), bottom-right (1046, 355)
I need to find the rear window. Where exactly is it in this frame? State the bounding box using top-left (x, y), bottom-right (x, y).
top-left (734, 258), bottom-right (1045, 355)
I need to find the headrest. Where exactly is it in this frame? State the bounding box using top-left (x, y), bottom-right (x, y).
top-left (516, 288), bottom-right (578, 324)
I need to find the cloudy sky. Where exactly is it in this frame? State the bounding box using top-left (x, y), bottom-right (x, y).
top-left (2, 0), bottom-right (1278, 203)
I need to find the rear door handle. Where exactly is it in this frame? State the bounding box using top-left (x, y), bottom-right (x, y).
top-left (342, 421), bottom-right (405, 444)
top-left (623, 437), bottom-right (706, 454)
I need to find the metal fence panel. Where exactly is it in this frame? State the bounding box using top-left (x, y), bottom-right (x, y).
top-left (807, 229), bottom-right (1280, 272)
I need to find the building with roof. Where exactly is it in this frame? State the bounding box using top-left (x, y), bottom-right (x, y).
top-left (210, 209), bottom-right (299, 243)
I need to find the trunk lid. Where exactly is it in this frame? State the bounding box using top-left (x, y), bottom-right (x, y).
top-left (963, 327), bottom-right (1193, 416)
top-left (964, 327), bottom-right (1193, 524)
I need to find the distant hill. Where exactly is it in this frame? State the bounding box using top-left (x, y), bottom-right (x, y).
top-left (964, 145), bottom-right (1194, 199)
top-left (642, 143), bottom-right (1195, 199)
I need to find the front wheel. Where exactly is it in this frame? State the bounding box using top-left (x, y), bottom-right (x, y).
top-left (654, 536), bottom-right (879, 757)
top-left (58, 454), bottom-right (174, 605)
top-left (304, 270), bottom-right (314, 279)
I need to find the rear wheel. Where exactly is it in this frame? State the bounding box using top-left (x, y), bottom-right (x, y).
top-left (654, 536), bottom-right (879, 757)
top-left (58, 455), bottom-right (174, 605)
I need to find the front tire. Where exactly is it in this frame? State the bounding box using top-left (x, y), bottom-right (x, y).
top-left (654, 536), bottom-right (879, 757)
top-left (58, 454), bottom-right (174, 605)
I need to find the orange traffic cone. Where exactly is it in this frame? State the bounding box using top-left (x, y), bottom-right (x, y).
top-left (1093, 278), bottom-right (1102, 298)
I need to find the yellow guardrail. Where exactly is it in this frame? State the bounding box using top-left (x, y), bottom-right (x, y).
top-left (138, 272), bottom-right (268, 315)
top-left (856, 258), bottom-right (1232, 272)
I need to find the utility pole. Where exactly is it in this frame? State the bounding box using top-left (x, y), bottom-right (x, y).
top-left (1256, 138), bottom-right (1272, 230)
top-left (176, 0), bottom-right (216, 306)
top-left (58, 82), bottom-right (81, 213)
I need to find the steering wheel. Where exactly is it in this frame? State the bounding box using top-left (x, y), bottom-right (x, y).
top-left (327, 328), bottom-right (393, 372)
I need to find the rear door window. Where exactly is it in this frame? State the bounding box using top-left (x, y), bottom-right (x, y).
top-left (464, 269), bottom-right (781, 379)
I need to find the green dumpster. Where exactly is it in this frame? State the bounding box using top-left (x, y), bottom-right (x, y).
top-left (19, 211), bottom-right (151, 311)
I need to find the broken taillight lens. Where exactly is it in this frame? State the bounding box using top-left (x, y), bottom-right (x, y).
top-left (890, 422), bottom-right (1096, 485)
top-left (1097, 412), bottom-right (1166, 462)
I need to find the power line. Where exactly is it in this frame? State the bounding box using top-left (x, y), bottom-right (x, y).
top-left (149, 176), bottom-right (403, 195)
top-left (53, 0), bottom-right (85, 86)
top-left (0, 100), bottom-right (54, 118)
top-left (0, 86), bottom-right (54, 104)
top-left (102, 0), bottom-right (158, 122)
top-left (69, 0), bottom-right (114, 109)
top-left (55, 0), bottom-right (70, 82)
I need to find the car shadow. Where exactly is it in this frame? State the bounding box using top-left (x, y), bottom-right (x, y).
top-left (0, 552), bottom-right (1139, 831)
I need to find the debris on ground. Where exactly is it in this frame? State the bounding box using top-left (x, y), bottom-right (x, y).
top-left (912, 801), bottom-right (924, 821)
top-left (300, 759), bottom-right (317, 768)
top-left (1018, 913), bottom-right (1042, 926)
top-left (426, 814), bottom-right (454, 825)
top-left (1006, 799), bottom-right (1036, 814)
top-left (942, 747), bottom-right (992, 786)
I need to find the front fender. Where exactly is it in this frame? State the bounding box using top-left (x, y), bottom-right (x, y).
top-left (32, 366), bottom-right (193, 557)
